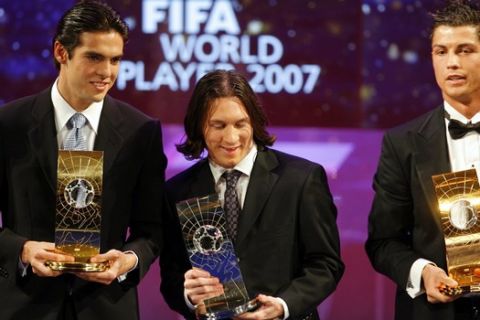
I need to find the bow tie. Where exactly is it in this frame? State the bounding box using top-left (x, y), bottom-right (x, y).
top-left (448, 118), bottom-right (480, 139)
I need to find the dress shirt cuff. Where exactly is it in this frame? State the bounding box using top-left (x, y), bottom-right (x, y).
top-left (184, 289), bottom-right (196, 310)
top-left (406, 258), bottom-right (436, 298)
top-left (117, 250), bottom-right (138, 282)
top-left (275, 297), bottom-right (289, 320)
top-left (18, 258), bottom-right (29, 277)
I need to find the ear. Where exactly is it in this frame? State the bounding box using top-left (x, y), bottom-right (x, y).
top-left (53, 41), bottom-right (69, 65)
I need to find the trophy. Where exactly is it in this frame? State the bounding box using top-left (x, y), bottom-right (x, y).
top-left (432, 168), bottom-right (480, 295)
top-left (175, 194), bottom-right (258, 319)
top-left (45, 150), bottom-right (107, 272)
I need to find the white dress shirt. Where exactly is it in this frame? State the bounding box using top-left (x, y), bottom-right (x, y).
top-left (51, 78), bottom-right (102, 150)
top-left (407, 101), bottom-right (480, 298)
top-left (208, 144), bottom-right (258, 209)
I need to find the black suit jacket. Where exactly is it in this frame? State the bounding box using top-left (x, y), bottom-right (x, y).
top-left (365, 106), bottom-right (456, 319)
top-left (160, 148), bottom-right (344, 320)
top-left (0, 88), bottom-right (167, 320)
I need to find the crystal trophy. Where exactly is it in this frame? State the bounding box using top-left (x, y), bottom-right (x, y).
top-left (432, 168), bottom-right (480, 295)
top-left (46, 150), bottom-right (107, 272)
top-left (176, 194), bottom-right (257, 319)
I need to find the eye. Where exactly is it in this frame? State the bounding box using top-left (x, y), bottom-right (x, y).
top-left (210, 122), bottom-right (225, 129)
top-left (87, 54), bottom-right (103, 62)
top-left (235, 120), bottom-right (250, 129)
top-left (454, 44), bottom-right (477, 55)
top-left (433, 49), bottom-right (446, 56)
top-left (111, 57), bottom-right (122, 65)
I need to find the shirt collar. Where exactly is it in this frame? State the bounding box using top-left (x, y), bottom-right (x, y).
top-left (444, 100), bottom-right (480, 124)
top-left (209, 144), bottom-right (258, 184)
top-left (51, 78), bottom-right (103, 133)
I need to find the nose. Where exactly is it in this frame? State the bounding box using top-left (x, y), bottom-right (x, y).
top-left (97, 60), bottom-right (112, 78)
top-left (446, 52), bottom-right (460, 69)
top-left (223, 126), bottom-right (239, 144)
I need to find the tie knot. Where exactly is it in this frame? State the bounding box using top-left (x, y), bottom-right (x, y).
top-left (222, 170), bottom-right (242, 187)
top-left (448, 118), bottom-right (480, 139)
top-left (68, 113), bottom-right (87, 129)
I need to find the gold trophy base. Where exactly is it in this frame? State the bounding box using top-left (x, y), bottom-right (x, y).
top-left (195, 298), bottom-right (258, 320)
top-left (439, 284), bottom-right (480, 296)
top-left (439, 264), bottom-right (480, 296)
top-left (45, 260), bottom-right (109, 272)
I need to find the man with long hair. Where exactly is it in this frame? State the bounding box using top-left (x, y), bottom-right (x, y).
top-left (160, 70), bottom-right (343, 320)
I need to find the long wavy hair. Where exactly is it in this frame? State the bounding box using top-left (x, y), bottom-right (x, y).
top-left (177, 70), bottom-right (276, 160)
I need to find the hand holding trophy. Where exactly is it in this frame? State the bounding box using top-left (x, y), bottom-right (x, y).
top-left (176, 194), bottom-right (258, 319)
top-left (45, 150), bottom-right (108, 272)
top-left (432, 168), bottom-right (480, 296)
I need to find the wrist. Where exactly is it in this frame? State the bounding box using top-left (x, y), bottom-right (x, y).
top-left (422, 263), bottom-right (436, 277)
top-left (21, 241), bottom-right (31, 264)
top-left (122, 251), bottom-right (138, 273)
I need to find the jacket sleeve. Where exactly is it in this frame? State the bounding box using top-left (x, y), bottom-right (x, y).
top-left (0, 117), bottom-right (29, 283)
top-left (121, 119), bottom-right (167, 285)
top-left (159, 186), bottom-right (196, 319)
top-left (365, 132), bottom-right (420, 288)
top-left (278, 165), bottom-right (344, 318)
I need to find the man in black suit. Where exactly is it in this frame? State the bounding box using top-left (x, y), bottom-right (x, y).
top-left (366, 2), bottom-right (480, 319)
top-left (160, 70), bottom-right (343, 320)
top-left (0, 1), bottom-right (166, 319)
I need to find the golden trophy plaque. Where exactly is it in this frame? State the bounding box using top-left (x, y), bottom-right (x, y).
top-left (432, 168), bottom-right (480, 295)
top-left (45, 150), bottom-right (107, 272)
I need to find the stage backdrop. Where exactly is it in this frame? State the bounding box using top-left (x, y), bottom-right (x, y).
top-left (0, 0), bottom-right (446, 319)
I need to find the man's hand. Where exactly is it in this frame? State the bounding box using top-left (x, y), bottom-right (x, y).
top-left (422, 264), bottom-right (459, 303)
top-left (235, 294), bottom-right (284, 320)
top-left (184, 268), bottom-right (224, 305)
top-left (21, 241), bottom-right (74, 277)
top-left (74, 249), bottom-right (136, 285)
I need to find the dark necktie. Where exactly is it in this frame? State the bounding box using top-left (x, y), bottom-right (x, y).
top-left (222, 170), bottom-right (242, 241)
top-left (63, 113), bottom-right (88, 150)
top-left (445, 111), bottom-right (480, 140)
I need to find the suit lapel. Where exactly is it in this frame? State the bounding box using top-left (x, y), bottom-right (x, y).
top-left (236, 149), bottom-right (279, 247)
top-left (28, 89), bottom-right (58, 193)
top-left (415, 106), bottom-right (451, 219)
top-left (190, 160), bottom-right (216, 197)
top-left (94, 96), bottom-right (124, 175)
top-left (26, 93), bottom-right (125, 194)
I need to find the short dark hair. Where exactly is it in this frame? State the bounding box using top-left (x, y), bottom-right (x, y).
top-left (53, 0), bottom-right (128, 69)
top-left (431, 0), bottom-right (480, 39)
top-left (177, 70), bottom-right (276, 160)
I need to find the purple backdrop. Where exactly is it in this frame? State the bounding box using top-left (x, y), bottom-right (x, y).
top-left (0, 0), bottom-right (451, 319)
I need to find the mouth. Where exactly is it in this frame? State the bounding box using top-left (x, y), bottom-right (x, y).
top-left (222, 146), bottom-right (240, 154)
top-left (91, 81), bottom-right (110, 91)
top-left (446, 74), bottom-right (466, 84)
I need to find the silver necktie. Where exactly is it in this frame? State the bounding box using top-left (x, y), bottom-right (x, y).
top-left (63, 113), bottom-right (87, 151)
